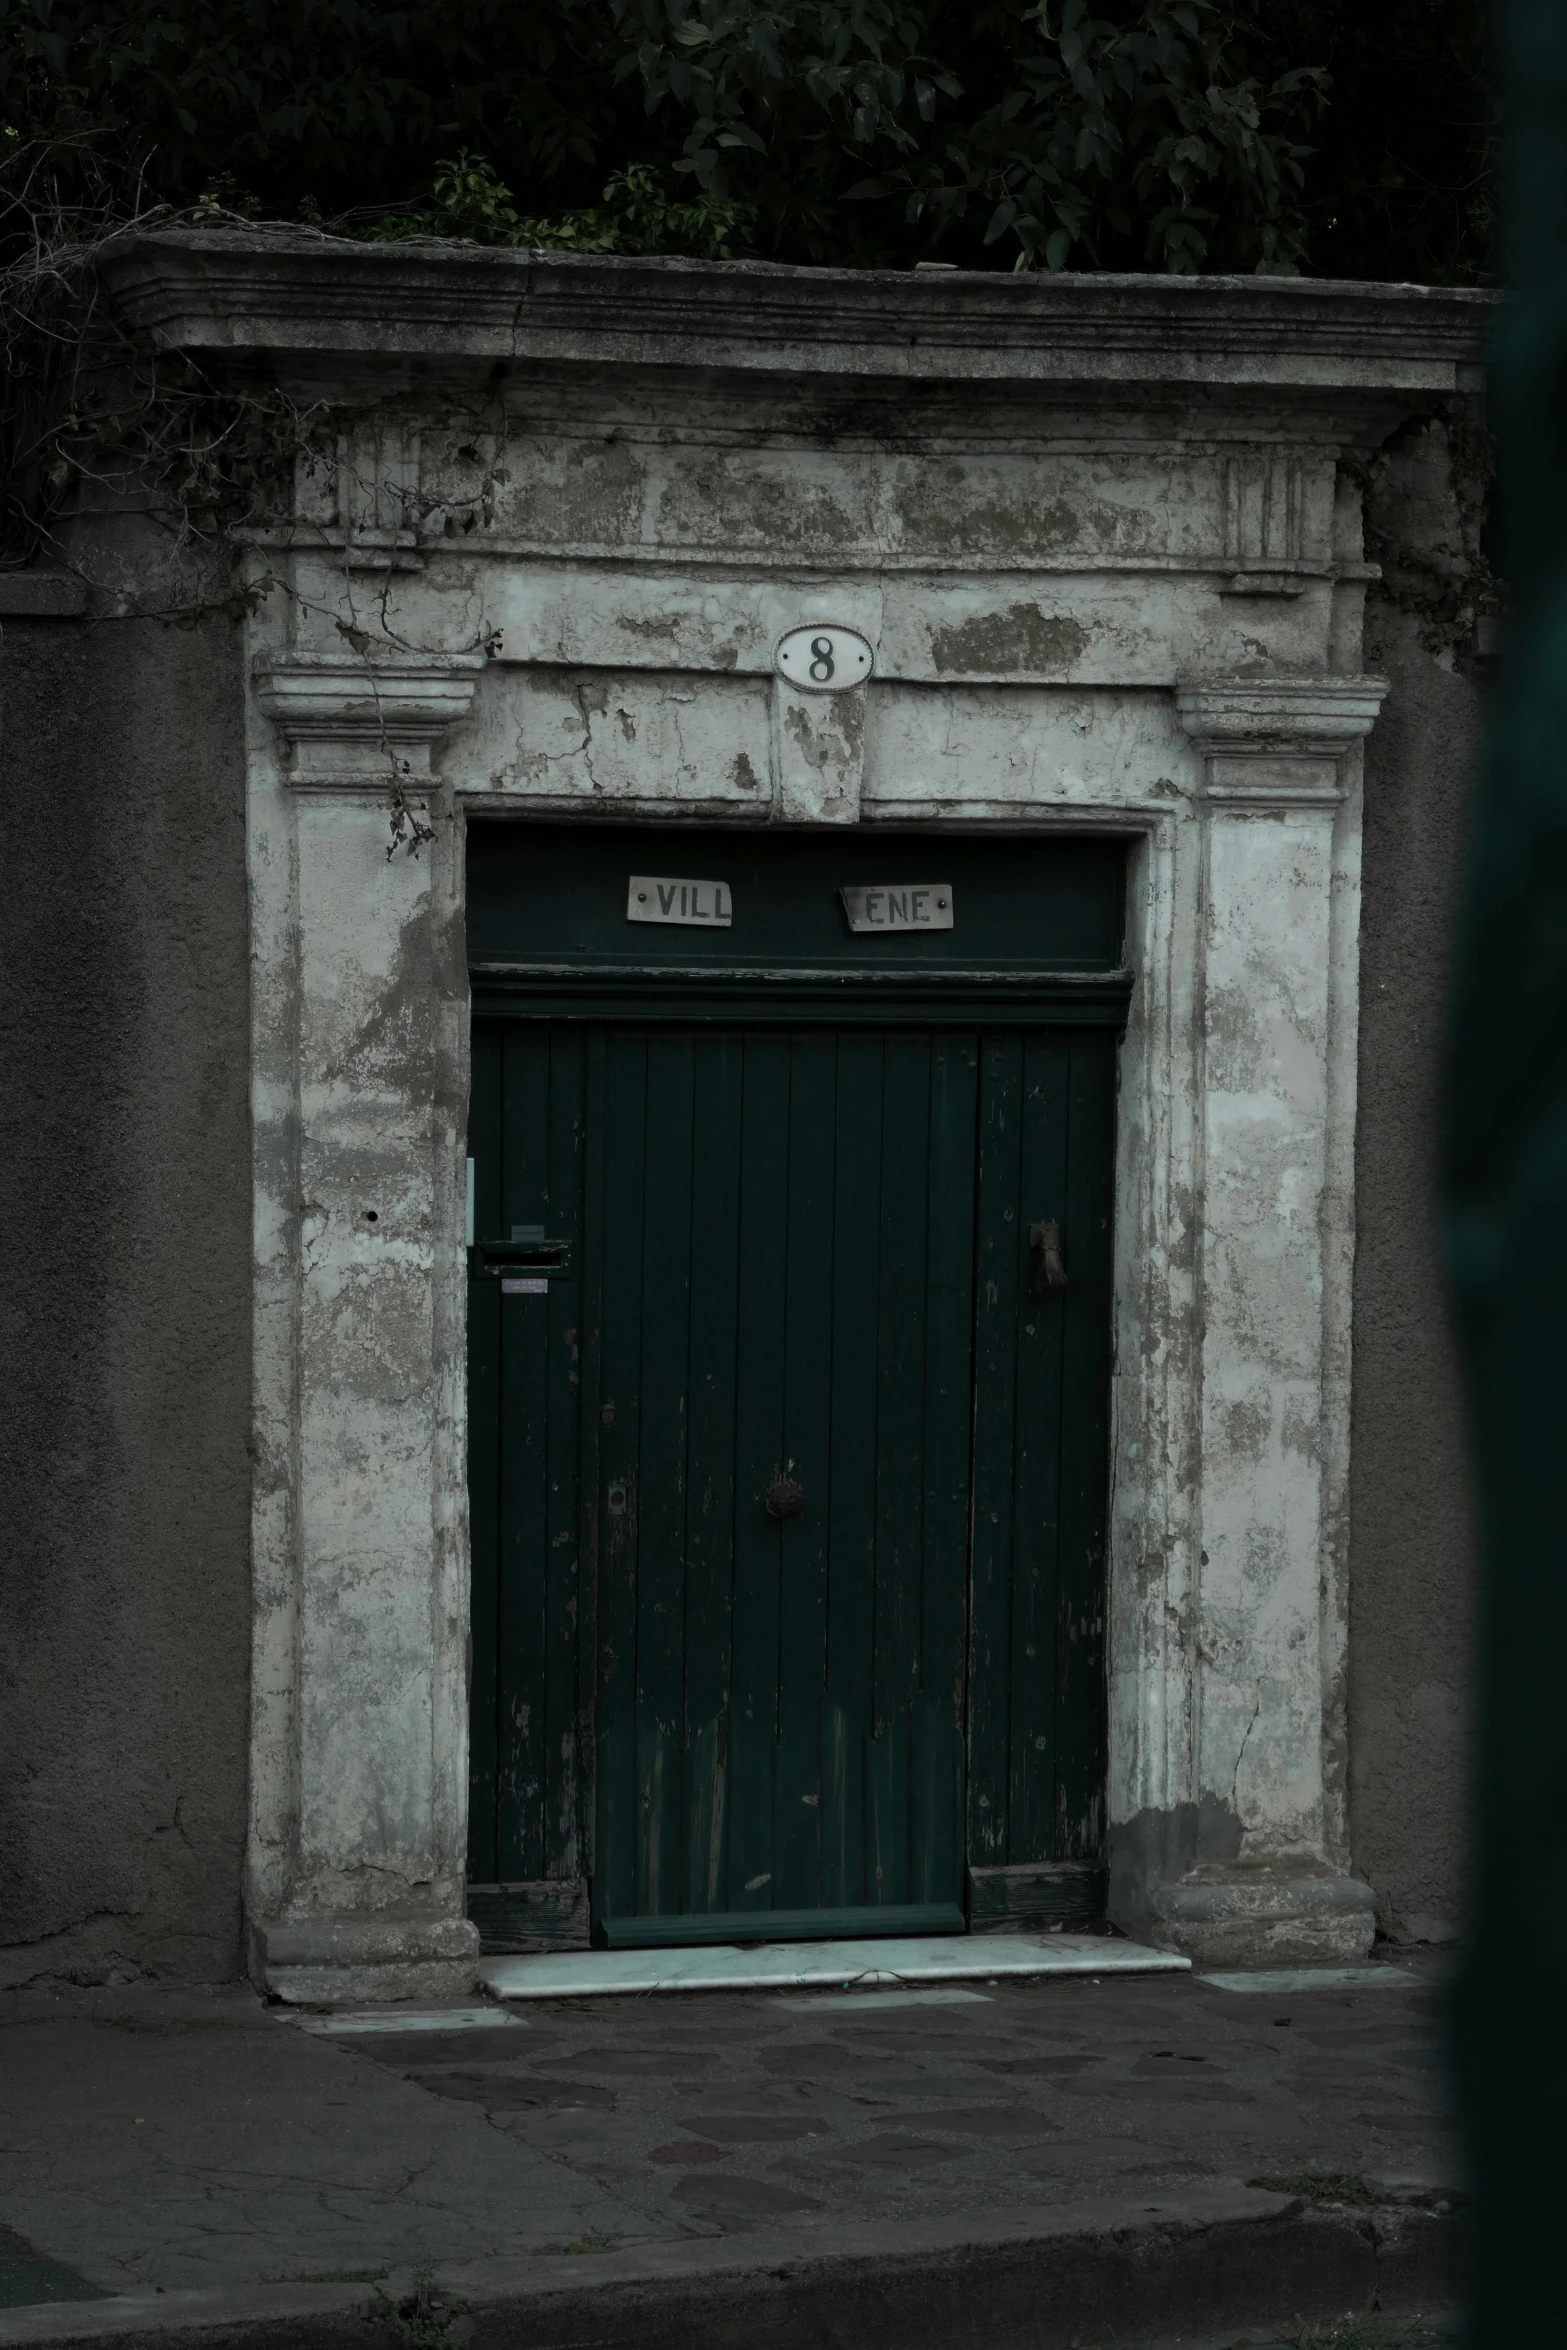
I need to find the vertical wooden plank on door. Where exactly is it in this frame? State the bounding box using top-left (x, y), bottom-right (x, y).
top-left (774, 1031), bottom-right (837, 1910)
top-left (466, 1021), bottom-right (504, 1882)
top-left (1053, 1033), bottom-right (1116, 1860)
top-left (822, 1033), bottom-right (884, 1908)
top-left (912, 1692), bottom-right (959, 1908)
top-left (729, 1032), bottom-right (791, 1915)
top-left (544, 1028), bottom-right (586, 1881)
top-left (576, 1027), bottom-right (607, 1884)
top-left (497, 1027), bottom-right (551, 1880)
top-left (866, 1712), bottom-right (910, 1905)
top-left (635, 1034), bottom-right (696, 1917)
top-left (914, 1032), bottom-right (979, 1903)
top-left (1008, 1032), bottom-right (1072, 1863)
top-left (594, 1030), bottom-right (648, 1926)
top-left (683, 1032), bottom-right (744, 1916)
top-left (869, 1033), bottom-right (931, 1906)
top-left (969, 1034), bottom-right (1024, 1868)
top-left (819, 1689), bottom-right (865, 1911)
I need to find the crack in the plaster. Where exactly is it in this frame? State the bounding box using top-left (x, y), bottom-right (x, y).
top-left (569, 680), bottom-right (601, 790)
top-left (150, 1793), bottom-right (195, 1851)
top-left (1231, 1683), bottom-right (1263, 1825)
top-left (301, 1202), bottom-right (329, 1278)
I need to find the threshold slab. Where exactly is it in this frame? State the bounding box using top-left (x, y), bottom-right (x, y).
top-left (481, 1931), bottom-right (1187, 2001)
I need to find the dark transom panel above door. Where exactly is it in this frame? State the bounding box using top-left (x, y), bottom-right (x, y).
top-left (465, 826), bottom-right (1127, 1952)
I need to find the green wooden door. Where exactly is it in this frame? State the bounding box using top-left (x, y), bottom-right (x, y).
top-left (466, 828), bottom-right (1124, 1949)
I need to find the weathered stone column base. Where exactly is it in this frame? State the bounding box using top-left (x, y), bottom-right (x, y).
top-left (251, 1916), bottom-right (482, 2006)
top-left (1149, 1862), bottom-right (1376, 1968)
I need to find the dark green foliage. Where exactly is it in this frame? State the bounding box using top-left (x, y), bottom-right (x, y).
top-left (0, 0), bottom-right (1494, 278)
top-left (877, 2), bottom-right (1324, 274)
top-left (1269, 0), bottom-right (1495, 283)
top-left (0, 0), bottom-right (608, 215)
top-left (369, 155), bottom-right (757, 258)
top-left (1247, 2169), bottom-right (1383, 2206)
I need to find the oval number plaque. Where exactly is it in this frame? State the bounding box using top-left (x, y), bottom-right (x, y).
top-left (775, 623), bottom-right (874, 694)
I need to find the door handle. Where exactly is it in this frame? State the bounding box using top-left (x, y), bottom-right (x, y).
top-left (1028, 1219), bottom-right (1068, 1294)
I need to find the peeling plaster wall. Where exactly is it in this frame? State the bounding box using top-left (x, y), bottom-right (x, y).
top-left (0, 614), bottom-right (252, 1986)
top-left (1348, 590), bottom-right (1481, 1946)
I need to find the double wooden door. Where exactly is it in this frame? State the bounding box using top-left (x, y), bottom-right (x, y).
top-left (468, 1008), bottom-right (1117, 1946)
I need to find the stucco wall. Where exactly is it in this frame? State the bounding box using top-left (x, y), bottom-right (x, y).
top-left (0, 612), bottom-right (252, 1986)
top-left (1348, 432), bottom-right (1483, 1943)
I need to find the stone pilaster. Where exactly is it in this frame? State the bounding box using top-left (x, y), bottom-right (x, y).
top-left (1150, 678), bottom-right (1387, 1965)
top-left (247, 650), bottom-right (484, 2001)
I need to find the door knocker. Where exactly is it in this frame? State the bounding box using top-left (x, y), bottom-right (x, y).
top-left (764, 1476), bottom-right (806, 1520)
top-left (1028, 1219), bottom-right (1069, 1294)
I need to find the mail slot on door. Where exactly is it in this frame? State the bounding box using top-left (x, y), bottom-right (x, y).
top-left (470, 1223), bottom-right (575, 1279)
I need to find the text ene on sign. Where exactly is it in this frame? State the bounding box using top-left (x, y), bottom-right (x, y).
top-left (840, 884), bottom-right (955, 934)
top-left (627, 876), bottom-right (733, 928)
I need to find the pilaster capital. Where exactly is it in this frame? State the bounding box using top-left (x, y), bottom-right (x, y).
top-left (253, 649), bottom-right (485, 789)
top-left (1175, 675), bottom-right (1388, 808)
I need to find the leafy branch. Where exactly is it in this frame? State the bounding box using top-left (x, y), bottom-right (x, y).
top-left (0, 125), bottom-right (323, 579)
top-left (872, 0), bottom-right (1328, 273)
top-left (1, 0), bottom-right (1335, 273)
top-left (371, 154), bottom-right (755, 258)
top-left (0, 129), bottom-right (510, 856)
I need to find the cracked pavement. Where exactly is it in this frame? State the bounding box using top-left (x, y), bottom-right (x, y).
top-left (0, 1957), bottom-right (1458, 2340)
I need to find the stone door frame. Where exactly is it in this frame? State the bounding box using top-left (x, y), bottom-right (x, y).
top-left (243, 637), bottom-right (1384, 1998)
top-left (87, 241), bottom-right (1478, 2003)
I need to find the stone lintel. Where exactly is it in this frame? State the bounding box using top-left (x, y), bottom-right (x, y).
top-left (253, 649), bottom-right (484, 786)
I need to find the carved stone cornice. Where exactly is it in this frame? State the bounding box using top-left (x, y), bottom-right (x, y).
top-left (1176, 676), bottom-right (1389, 806)
top-left (101, 230), bottom-right (1489, 408)
top-left (253, 650), bottom-right (484, 789)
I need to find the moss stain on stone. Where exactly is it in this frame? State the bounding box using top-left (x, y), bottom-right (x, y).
top-left (929, 604), bottom-right (1088, 675)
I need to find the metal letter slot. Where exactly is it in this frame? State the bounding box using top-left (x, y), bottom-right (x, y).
top-left (1028, 1220), bottom-right (1068, 1294)
top-left (469, 1225), bottom-right (575, 1281)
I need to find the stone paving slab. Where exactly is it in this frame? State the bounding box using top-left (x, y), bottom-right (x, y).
top-left (0, 1958), bottom-right (1457, 2347)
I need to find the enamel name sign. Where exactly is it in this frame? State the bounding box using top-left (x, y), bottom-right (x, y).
top-left (627, 876), bottom-right (733, 928)
top-left (840, 884), bottom-right (954, 934)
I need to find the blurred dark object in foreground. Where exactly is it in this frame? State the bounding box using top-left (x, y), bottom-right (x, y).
top-left (1446, 5), bottom-right (1567, 2344)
